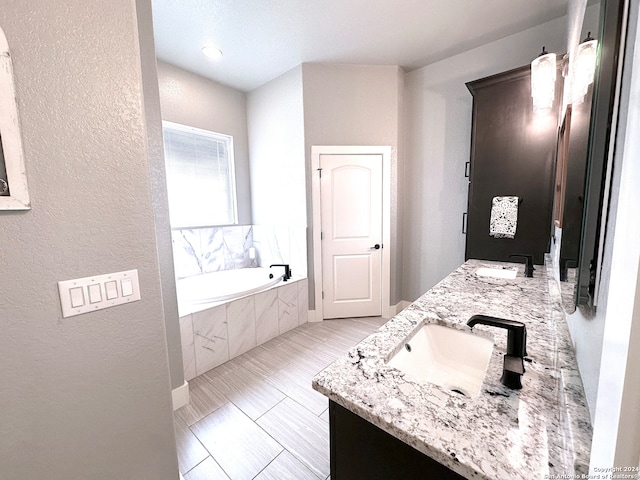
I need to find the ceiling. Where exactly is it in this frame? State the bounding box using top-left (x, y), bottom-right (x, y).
top-left (151, 0), bottom-right (571, 93)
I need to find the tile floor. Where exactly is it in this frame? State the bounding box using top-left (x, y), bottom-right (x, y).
top-left (174, 316), bottom-right (388, 480)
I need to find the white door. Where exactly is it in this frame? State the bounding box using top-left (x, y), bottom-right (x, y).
top-left (320, 153), bottom-right (383, 319)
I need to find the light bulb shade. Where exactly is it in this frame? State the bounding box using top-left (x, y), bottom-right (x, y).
top-left (571, 39), bottom-right (597, 104)
top-left (531, 52), bottom-right (557, 111)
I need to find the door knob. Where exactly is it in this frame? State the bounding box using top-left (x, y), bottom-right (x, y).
top-left (370, 244), bottom-right (381, 250)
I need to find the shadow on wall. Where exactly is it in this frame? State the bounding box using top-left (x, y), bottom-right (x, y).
top-left (172, 225), bottom-right (307, 279)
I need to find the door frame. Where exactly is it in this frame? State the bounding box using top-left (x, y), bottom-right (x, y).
top-left (311, 145), bottom-right (391, 321)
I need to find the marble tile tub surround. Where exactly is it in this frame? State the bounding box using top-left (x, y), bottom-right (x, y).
top-left (172, 225), bottom-right (307, 279)
top-left (313, 259), bottom-right (592, 480)
top-left (172, 225), bottom-right (253, 279)
top-left (252, 225), bottom-right (307, 277)
top-left (181, 278), bottom-right (309, 380)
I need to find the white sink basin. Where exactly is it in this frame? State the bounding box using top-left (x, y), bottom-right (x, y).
top-left (387, 324), bottom-right (494, 398)
top-left (475, 267), bottom-right (517, 279)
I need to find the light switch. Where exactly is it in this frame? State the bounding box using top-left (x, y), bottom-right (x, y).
top-left (105, 280), bottom-right (118, 300)
top-left (58, 269), bottom-right (141, 318)
top-left (69, 287), bottom-right (85, 308)
top-left (88, 283), bottom-right (102, 304)
top-left (121, 278), bottom-right (133, 297)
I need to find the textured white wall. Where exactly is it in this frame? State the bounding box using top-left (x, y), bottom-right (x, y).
top-left (247, 65), bottom-right (306, 227)
top-left (157, 61), bottom-right (252, 224)
top-left (0, 1), bottom-right (178, 478)
top-left (302, 63), bottom-right (404, 306)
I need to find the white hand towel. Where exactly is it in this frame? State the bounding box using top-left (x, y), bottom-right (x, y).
top-left (489, 196), bottom-right (519, 239)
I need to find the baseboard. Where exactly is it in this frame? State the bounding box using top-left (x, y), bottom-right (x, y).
top-left (386, 301), bottom-right (410, 317)
top-left (310, 303), bottom-right (409, 322)
top-left (172, 380), bottom-right (190, 411)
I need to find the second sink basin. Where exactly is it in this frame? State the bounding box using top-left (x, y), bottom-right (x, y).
top-left (475, 267), bottom-right (517, 279)
top-left (387, 323), bottom-right (494, 397)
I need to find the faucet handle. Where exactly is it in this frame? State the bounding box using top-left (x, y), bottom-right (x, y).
top-left (509, 254), bottom-right (535, 278)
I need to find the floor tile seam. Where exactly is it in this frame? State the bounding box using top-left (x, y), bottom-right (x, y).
top-left (272, 395), bottom-right (330, 431)
top-left (181, 454), bottom-right (214, 478)
top-left (249, 449), bottom-right (325, 480)
top-left (225, 389), bottom-right (286, 422)
top-left (260, 365), bottom-right (302, 393)
top-left (250, 450), bottom-right (280, 479)
top-left (253, 395), bottom-right (288, 423)
top-left (250, 362), bottom-right (300, 395)
top-left (220, 360), bottom-right (275, 387)
top-left (179, 426), bottom-right (212, 470)
top-left (191, 402), bottom-right (287, 479)
top-left (254, 417), bottom-right (330, 480)
top-left (187, 396), bottom-right (232, 429)
top-left (202, 456), bottom-right (233, 480)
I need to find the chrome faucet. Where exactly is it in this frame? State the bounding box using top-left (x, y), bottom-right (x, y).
top-left (270, 264), bottom-right (291, 281)
top-left (467, 315), bottom-right (527, 390)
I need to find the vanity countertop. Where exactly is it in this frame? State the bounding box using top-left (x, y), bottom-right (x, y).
top-left (312, 259), bottom-right (592, 479)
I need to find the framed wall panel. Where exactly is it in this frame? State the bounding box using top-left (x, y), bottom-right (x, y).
top-left (0, 26), bottom-right (30, 210)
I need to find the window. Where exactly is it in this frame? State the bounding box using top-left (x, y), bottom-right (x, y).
top-left (162, 122), bottom-right (237, 227)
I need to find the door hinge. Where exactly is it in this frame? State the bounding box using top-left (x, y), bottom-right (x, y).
top-left (322, 291), bottom-right (324, 299)
top-left (320, 231), bottom-right (324, 240)
top-left (317, 167), bottom-right (322, 178)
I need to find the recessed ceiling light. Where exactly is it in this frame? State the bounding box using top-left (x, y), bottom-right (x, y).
top-left (201, 45), bottom-right (223, 60)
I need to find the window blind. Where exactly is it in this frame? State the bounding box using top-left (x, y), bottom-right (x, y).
top-left (163, 122), bottom-right (237, 227)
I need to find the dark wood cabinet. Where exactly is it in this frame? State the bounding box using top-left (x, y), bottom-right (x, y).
top-left (465, 65), bottom-right (562, 265)
top-left (329, 401), bottom-right (465, 479)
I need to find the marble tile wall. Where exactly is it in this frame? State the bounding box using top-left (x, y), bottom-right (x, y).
top-left (252, 226), bottom-right (307, 277)
top-left (172, 225), bottom-right (308, 280)
top-left (172, 225), bottom-right (254, 279)
top-left (180, 278), bottom-right (309, 381)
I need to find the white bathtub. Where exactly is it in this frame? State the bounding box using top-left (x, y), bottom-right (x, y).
top-left (178, 271), bottom-right (309, 381)
top-left (177, 267), bottom-right (283, 306)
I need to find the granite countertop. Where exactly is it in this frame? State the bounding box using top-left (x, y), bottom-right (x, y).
top-left (312, 259), bottom-right (592, 480)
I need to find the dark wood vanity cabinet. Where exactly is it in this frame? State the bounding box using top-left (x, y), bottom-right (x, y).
top-left (465, 65), bottom-right (562, 265)
top-left (329, 401), bottom-right (465, 479)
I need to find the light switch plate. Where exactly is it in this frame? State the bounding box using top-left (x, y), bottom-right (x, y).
top-left (58, 269), bottom-right (141, 318)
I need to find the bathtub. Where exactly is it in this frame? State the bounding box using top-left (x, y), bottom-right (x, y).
top-left (178, 269), bottom-right (309, 380)
top-left (177, 267), bottom-right (284, 306)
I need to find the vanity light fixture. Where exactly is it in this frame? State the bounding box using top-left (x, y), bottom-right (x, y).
top-left (201, 45), bottom-right (223, 60)
top-left (531, 46), bottom-right (557, 111)
top-left (571, 32), bottom-right (598, 104)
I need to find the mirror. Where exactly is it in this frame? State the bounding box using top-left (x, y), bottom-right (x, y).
top-left (554, 0), bottom-right (626, 312)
